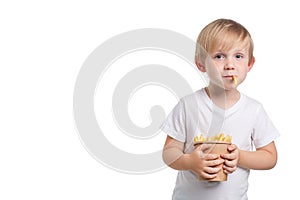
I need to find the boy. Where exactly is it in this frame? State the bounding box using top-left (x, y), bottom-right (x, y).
top-left (161, 19), bottom-right (279, 200)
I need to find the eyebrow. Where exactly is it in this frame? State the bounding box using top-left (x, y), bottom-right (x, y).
top-left (213, 48), bottom-right (248, 53)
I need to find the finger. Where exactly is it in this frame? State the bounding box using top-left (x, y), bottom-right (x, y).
top-left (223, 165), bottom-right (237, 174)
top-left (224, 159), bottom-right (237, 167)
top-left (221, 153), bottom-right (236, 160)
top-left (199, 171), bottom-right (218, 180)
top-left (228, 144), bottom-right (237, 152)
top-left (206, 159), bottom-right (224, 167)
top-left (204, 153), bottom-right (220, 160)
top-left (203, 166), bottom-right (222, 174)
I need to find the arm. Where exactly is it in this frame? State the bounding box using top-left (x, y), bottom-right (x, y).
top-left (238, 141), bottom-right (278, 170)
top-left (162, 135), bottom-right (192, 170)
top-left (221, 141), bottom-right (277, 173)
top-left (162, 135), bottom-right (224, 179)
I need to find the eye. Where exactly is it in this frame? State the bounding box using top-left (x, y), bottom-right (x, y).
top-left (235, 54), bottom-right (244, 59)
top-left (214, 54), bottom-right (225, 60)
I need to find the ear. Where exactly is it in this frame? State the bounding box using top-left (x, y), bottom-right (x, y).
top-left (195, 59), bottom-right (206, 72)
top-left (247, 56), bottom-right (255, 72)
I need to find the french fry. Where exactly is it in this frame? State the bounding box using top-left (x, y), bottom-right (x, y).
top-left (224, 135), bottom-right (232, 143)
top-left (199, 134), bottom-right (205, 142)
top-left (194, 133), bottom-right (232, 143)
top-left (233, 75), bottom-right (238, 85)
top-left (219, 133), bottom-right (225, 141)
top-left (194, 136), bottom-right (199, 142)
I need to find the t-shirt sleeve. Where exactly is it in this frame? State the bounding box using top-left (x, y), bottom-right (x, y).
top-left (252, 105), bottom-right (280, 148)
top-left (160, 100), bottom-right (186, 143)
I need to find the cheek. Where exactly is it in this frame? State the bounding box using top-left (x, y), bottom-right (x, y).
top-left (206, 61), bottom-right (222, 75)
top-left (238, 67), bottom-right (249, 79)
top-left (206, 64), bottom-right (222, 80)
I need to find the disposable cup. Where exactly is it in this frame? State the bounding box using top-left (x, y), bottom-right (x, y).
top-left (194, 141), bottom-right (231, 181)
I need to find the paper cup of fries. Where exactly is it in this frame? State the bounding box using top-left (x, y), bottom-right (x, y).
top-left (194, 133), bottom-right (232, 182)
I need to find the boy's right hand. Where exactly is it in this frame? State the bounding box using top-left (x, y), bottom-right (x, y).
top-left (189, 145), bottom-right (225, 180)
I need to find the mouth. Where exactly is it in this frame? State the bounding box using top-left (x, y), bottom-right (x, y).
top-left (222, 75), bottom-right (235, 79)
top-left (222, 75), bottom-right (238, 85)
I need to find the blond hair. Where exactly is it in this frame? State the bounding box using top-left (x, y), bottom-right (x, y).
top-left (195, 19), bottom-right (254, 65)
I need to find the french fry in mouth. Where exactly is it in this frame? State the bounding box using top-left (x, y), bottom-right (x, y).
top-left (232, 75), bottom-right (238, 85)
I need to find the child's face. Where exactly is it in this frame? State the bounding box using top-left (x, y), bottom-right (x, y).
top-left (204, 43), bottom-right (253, 90)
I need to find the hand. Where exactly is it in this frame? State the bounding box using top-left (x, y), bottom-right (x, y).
top-left (221, 144), bottom-right (239, 174)
top-left (190, 145), bottom-right (225, 180)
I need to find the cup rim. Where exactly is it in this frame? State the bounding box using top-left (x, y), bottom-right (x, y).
top-left (194, 141), bottom-right (231, 146)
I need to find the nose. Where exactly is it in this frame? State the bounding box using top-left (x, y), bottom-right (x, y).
top-left (224, 60), bottom-right (235, 70)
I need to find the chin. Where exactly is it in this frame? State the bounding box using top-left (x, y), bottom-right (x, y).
top-left (224, 85), bottom-right (238, 91)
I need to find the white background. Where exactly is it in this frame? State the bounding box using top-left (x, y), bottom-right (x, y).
top-left (1, 0), bottom-right (298, 199)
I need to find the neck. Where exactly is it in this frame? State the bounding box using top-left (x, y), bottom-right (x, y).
top-left (205, 85), bottom-right (240, 109)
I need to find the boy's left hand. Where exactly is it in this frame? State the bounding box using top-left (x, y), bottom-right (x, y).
top-left (220, 144), bottom-right (239, 174)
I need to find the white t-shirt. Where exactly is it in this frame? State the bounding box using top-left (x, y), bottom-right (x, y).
top-left (160, 88), bottom-right (280, 200)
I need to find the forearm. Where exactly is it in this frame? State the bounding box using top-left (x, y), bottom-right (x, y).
top-left (162, 145), bottom-right (192, 171)
top-left (162, 135), bottom-right (195, 170)
top-left (238, 142), bottom-right (277, 170)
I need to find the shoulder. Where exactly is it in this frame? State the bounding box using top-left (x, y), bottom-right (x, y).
top-left (241, 93), bottom-right (263, 110)
top-left (178, 89), bottom-right (205, 104)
